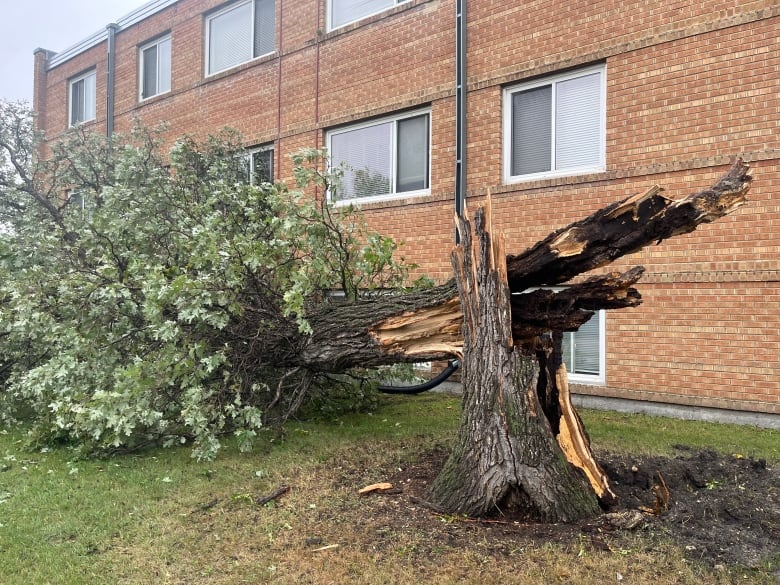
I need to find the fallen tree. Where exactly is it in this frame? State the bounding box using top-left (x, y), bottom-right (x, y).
top-left (266, 160), bottom-right (751, 521)
top-left (1, 101), bottom-right (751, 518)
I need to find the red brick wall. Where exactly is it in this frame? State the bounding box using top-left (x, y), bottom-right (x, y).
top-left (32, 0), bottom-right (779, 414)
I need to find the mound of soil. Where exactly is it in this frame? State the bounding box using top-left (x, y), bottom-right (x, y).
top-left (381, 446), bottom-right (779, 570)
top-left (598, 447), bottom-right (778, 569)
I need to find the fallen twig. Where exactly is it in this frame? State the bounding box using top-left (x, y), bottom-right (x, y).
top-left (255, 485), bottom-right (291, 506)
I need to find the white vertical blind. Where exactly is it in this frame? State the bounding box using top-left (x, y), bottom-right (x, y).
top-left (253, 0), bottom-right (275, 57)
top-left (555, 71), bottom-right (602, 170)
top-left (511, 85), bottom-right (552, 176)
top-left (396, 114), bottom-right (429, 192)
top-left (330, 122), bottom-right (392, 200)
top-left (158, 37), bottom-right (172, 94)
top-left (208, 2), bottom-right (252, 74)
top-left (330, 0), bottom-right (393, 29)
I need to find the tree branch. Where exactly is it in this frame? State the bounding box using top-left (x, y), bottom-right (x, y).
top-left (506, 158), bottom-right (751, 290)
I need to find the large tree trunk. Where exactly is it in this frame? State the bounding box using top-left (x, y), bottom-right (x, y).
top-left (426, 200), bottom-right (602, 522)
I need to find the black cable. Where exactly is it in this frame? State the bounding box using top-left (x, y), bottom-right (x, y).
top-left (378, 360), bottom-right (460, 395)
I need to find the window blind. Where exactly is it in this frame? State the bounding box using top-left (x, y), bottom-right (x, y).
top-left (396, 115), bottom-right (429, 192)
top-left (555, 72), bottom-right (601, 170)
top-left (563, 313), bottom-right (601, 376)
top-left (209, 2), bottom-right (252, 74)
top-left (253, 0), bottom-right (275, 57)
top-left (511, 85), bottom-right (552, 176)
top-left (331, 0), bottom-right (393, 29)
top-left (330, 123), bottom-right (392, 200)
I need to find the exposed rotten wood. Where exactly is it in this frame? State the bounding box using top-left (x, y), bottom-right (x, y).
top-left (510, 267), bottom-right (644, 342)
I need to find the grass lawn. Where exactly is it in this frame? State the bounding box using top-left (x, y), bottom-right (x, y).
top-left (0, 392), bottom-right (777, 584)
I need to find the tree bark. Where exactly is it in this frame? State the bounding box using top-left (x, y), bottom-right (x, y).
top-left (426, 200), bottom-right (602, 522)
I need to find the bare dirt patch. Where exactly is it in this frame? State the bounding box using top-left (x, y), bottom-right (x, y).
top-left (599, 447), bottom-right (778, 569)
top-left (363, 445), bottom-right (780, 572)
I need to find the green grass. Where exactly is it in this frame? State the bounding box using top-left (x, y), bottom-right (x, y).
top-left (581, 409), bottom-right (779, 460)
top-left (0, 392), bottom-right (776, 584)
top-left (0, 393), bottom-right (459, 584)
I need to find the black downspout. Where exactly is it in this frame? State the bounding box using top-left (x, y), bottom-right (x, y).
top-left (454, 0), bottom-right (467, 242)
top-left (106, 23), bottom-right (119, 140)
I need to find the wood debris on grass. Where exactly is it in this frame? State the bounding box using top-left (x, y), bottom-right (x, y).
top-left (255, 484), bottom-right (291, 506)
top-left (358, 482), bottom-right (393, 495)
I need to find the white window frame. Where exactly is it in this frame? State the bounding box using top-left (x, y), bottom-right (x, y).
top-left (139, 34), bottom-right (172, 101)
top-left (503, 64), bottom-right (606, 184)
top-left (327, 0), bottom-right (411, 31)
top-left (326, 108), bottom-right (431, 206)
top-left (68, 70), bottom-right (96, 127)
top-left (243, 144), bottom-right (275, 185)
top-left (205, 0), bottom-right (275, 77)
top-left (562, 309), bottom-right (606, 385)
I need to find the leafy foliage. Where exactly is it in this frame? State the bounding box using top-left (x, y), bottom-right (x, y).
top-left (0, 101), bottom-right (417, 458)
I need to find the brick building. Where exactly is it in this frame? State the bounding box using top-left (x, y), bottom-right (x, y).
top-left (32, 0), bottom-right (779, 420)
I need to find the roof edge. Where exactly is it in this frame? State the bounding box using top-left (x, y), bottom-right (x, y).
top-left (46, 0), bottom-right (180, 70)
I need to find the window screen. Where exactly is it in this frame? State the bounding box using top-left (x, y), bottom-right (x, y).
top-left (511, 85), bottom-right (552, 176)
top-left (141, 45), bottom-right (158, 98)
top-left (253, 0), bottom-right (275, 57)
top-left (251, 148), bottom-right (274, 184)
top-left (397, 114), bottom-right (429, 192)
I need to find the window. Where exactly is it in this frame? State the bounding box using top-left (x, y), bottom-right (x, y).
top-left (243, 145), bottom-right (274, 185)
top-left (504, 64), bottom-right (605, 182)
top-left (327, 110), bottom-right (430, 204)
top-left (65, 190), bottom-right (91, 218)
top-left (140, 35), bottom-right (172, 100)
top-left (69, 70), bottom-right (96, 126)
top-left (206, 0), bottom-right (275, 75)
top-left (328, 0), bottom-right (411, 30)
top-left (562, 310), bottom-right (605, 384)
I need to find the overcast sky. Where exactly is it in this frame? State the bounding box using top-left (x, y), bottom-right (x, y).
top-left (0, 0), bottom-right (151, 103)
